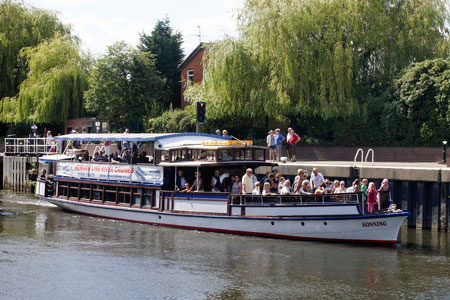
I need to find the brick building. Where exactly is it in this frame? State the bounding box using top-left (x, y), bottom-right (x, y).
top-left (178, 43), bottom-right (205, 109)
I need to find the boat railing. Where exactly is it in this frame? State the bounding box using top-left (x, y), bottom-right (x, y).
top-left (4, 137), bottom-right (52, 155)
top-left (235, 192), bottom-right (360, 206)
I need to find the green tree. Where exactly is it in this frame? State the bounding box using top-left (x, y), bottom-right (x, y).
top-left (389, 58), bottom-right (450, 146)
top-left (84, 42), bottom-right (165, 131)
top-left (192, 0), bottom-right (449, 137)
top-left (0, 36), bottom-right (88, 124)
top-left (147, 107), bottom-right (196, 133)
top-left (139, 18), bottom-right (184, 108)
top-left (0, 0), bottom-right (71, 99)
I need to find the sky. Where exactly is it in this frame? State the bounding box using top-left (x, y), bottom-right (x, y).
top-left (29, 0), bottom-right (245, 57)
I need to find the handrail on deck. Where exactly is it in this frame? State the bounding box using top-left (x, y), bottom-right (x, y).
top-left (4, 137), bottom-right (53, 155)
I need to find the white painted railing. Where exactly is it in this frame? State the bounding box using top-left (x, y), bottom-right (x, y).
top-left (4, 138), bottom-right (52, 154)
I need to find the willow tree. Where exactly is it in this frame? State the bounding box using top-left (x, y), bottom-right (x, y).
top-left (0, 0), bottom-right (71, 99)
top-left (193, 0), bottom-right (449, 124)
top-left (0, 36), bottom-right (89, 124)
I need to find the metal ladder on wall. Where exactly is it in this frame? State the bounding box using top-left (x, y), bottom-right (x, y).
top-left (353, 148), bottom-right (374, 166)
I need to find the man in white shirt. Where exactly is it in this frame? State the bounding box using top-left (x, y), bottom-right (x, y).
top-left (242, 168), bottom-right (255, 194)
top-left (310, 168), bottom-right (325, 191)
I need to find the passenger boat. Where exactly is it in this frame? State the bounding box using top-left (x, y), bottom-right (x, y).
top-left (35, 132), bottom-right (409, 244)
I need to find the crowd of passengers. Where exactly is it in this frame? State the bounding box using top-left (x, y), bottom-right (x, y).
top-left (176, 168), bottom-right (390, 213)
top-left (72, 149), bottom-right (151, 164)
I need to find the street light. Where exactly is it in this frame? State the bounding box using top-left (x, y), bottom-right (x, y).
top-left (31, 124), bottom-right (37, 137)
top-left (443, 141), bottom-right (448, 164)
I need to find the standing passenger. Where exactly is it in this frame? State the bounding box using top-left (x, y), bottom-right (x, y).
top-left (266, 130), bottom-right (277, 162)
top-left (189, 172), bottom-right (204, 192)
top-left (367, 182), bottom-right (378, 213)
top-left (241, 168), bottom-right (254, 194)
top-left (287, 130), bottom-right (300, 162)
top-left (231, 176), bottom-right (242, 195)
top-left (275, 129), bottom-right (285, 161)
top-left (175, 170), bottom-right (187, 191)
top-left (310, 168), bottom-right (325, 191)
top-left (211, 170), bottom-right (222, 192)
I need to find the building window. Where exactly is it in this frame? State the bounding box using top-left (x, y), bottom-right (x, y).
top-left (187, 70), bottom-right (194, 86)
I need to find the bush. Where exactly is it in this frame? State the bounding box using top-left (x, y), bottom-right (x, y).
top-left (146, 108), bottom-right (196, 133)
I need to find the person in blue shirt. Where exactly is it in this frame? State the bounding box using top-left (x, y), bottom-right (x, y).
top-left (275, 128), bottom-right (285, 162)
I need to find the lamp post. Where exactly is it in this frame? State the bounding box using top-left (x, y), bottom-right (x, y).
top-left (443, 141), bottom-right (448, 164)
top-left (31, 124), bottom-right (37, 137)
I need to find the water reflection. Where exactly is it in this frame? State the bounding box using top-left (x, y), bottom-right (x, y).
top-left (0, 190), bottom-right (449, 300)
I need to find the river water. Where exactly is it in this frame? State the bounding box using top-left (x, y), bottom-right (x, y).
top-left (0, 190), bottom-right (449, 300)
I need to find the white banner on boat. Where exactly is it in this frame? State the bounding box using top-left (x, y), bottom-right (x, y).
top-left (56, 162), bottom-right (164, 185)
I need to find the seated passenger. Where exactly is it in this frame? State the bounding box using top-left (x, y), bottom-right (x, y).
top-left (121, 149), bottom-right (132, 164)
top-left (138, 151), bottom-right (149, 163)
top-left (264, 173), bottom-right (278, 193)
top-left (181, 183), bottom-right (190, 192)
top-left (280, 180), bottom-right (292, 195)
top-left (97, 151), bottom-right (106, 162)
top-left (262, 182), bottom-right (271, 195)
top-left (278, 176), bottom-right (286, 193)
top-left (336, 181), bottom-right (346, 193)
top-left (331, 180), bottom-right (340, 193)
top-left (252, 181), bottom-right (261, 195)
top-left (111, 152), bottom-right (122, 163)
top-left (91, 152), bottom-right (100, 162)
top-left (314, 182), bottom-right (327, 194)
top-left (299, 180), bottom-right (312, 195)
top-left (352, 179), bottom-right (361, 192)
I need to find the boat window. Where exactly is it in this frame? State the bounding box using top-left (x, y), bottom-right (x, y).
top-left (69, 183), bottom-right (79, 198)
top-left (104, 185), bottom-right (117, 202)
top-left (143, 189), bottom-right (152, 206)
top-left (80, 183), bottom-right (91, 200)
top-left (58, 182), bottom-right (68, 197)
top-left (92, 185), bottom-right (103, 200)
top-left (132, 188), bottom-right (142, 205)
top-left (235, 149), bottom-right (252, 161)
top-left (254, 149), bottom-right (265, 161)
top-left (171, 150), bottom-right (183, 161)
top-left (207, 150), bottom-right (215, 161)
top-left (118, 187), bottom-right (131, 204)
top-left (182, 149), bottom-right (193, 160)
top-left (218, 149), bottom-right (233, 161)
top-left (161, 151), bottom-right (170, 161)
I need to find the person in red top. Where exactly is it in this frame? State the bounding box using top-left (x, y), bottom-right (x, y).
top-left (288, 129), bottom-right (300, 161)
top-left (367, 182), bottom-right (378, 213)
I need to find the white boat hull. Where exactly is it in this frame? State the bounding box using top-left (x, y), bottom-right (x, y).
top-left (41, 196), bottom-right (408, 244)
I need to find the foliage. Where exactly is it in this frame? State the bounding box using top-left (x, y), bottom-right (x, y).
top-left (0, 0), bottom-right (71, 99)
top-left (147, 107), bottom-right (196, 133)
top-left (389, 58), bottom-right (450, 146)
top-left (0, 36), bottom-right (88, 124)
top-left (139, 18), bottom-right (184, 109)
top-left (189, 0), bottom-right (449, 145)
top-left (84, 42), bottom-right (165, 131)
